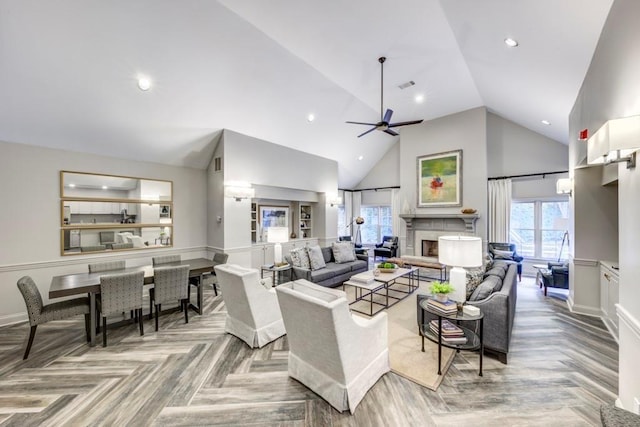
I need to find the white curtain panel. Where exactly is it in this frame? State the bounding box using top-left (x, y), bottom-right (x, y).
top-left (343, 191), bottom-right (353, 236)
top-left (391, 188), bottom-right (403, 250)
top-left (351, 191), bottom-right (362, 238)
top-left (488, 179), bottom-right (512, 242)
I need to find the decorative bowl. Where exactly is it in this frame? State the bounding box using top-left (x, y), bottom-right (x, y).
top-left (461, 208), bottom-right (477, 214)
top-left (376, 263), bottom-right (398, 273)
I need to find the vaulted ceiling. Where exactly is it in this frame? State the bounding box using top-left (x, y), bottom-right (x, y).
top-left (0, 1), bottom-right (613, 188)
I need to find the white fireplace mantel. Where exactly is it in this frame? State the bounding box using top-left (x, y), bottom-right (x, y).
top-left (399, 213), bottom-right (480, 256)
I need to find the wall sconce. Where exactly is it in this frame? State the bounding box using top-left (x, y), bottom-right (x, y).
top-left (224, 181), bottom-right (255, 201)
top-left (327, 195), bottom-right (343, 207)
top-left (587, 115), bottom-right (640, 169)
top-left (556, 178), bottom-right (572, 196)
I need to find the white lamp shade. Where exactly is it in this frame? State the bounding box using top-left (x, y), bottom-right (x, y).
top-left (267, 227), bottom-right (289, 244)
top-left (438, 236), bottom-right (482, 268)
top-left (587, 115), bottom-right (640, 164)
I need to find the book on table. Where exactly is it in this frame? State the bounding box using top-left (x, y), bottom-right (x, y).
top-left (429, 319), bottom-right (468, 344)
top-left (426, 298), bottom-right (458, 314)
top-left (350, 271), bottom-right (375, 284)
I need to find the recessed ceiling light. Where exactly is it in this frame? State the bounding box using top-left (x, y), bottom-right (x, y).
top-left (137, 76), bottom-right (151, 91)
top-left (541, 120), bottom-right (551, 125)
top-left (504, 38), bottom-right (519, 47)
top-left (307, 113), bottom-right (315, 122)
top-left (357, 155), bottom-right (364, 161)
top-left (415, 94), bottom-right (424, 103)
top-left (68, 183), bottom-right (76, 188)
top-left (102, 185), bottom-right (108, 190)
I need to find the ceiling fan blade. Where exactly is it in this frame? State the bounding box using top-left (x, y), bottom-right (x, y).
top-left (346, 121), bottom-right (378, 126)
top-left (383, 109), bottom-right (393, 123)
top-left (357, 127), bottom-right (377, 138)
top-left (388, 119), bottom-right (424, 128)
top-left (384, 129), bottom-right (399, 136)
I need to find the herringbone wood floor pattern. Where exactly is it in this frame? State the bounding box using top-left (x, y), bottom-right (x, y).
top-left (0, 278), bottom-right (617, 426)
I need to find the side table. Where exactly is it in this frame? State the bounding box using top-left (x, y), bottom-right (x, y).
top-left (261, 264), bottom-right (292, 286)
top-left (419, 299), bottom-right (484, 376)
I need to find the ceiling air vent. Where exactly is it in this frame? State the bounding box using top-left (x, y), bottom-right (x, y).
top-left (398, 80), bottom-right (415, 90)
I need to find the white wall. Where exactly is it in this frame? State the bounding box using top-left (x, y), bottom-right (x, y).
top-left (0, 140), bottom-right (208, 324)
top-left (212, 130), bottom-right (339, 264)
top-left (568, 0), bottom-right (640, 412)
top-left (356, 143), bottom-right (400, 189)
top-left (399, 107), bottom-right (488, 245)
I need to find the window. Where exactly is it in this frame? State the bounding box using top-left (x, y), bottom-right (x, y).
top-left (337, 205), bottom-right (346, 237)
top-left (510, 200), bottom-right (568, 260)
top-left (359, 205), bottom-right (392, 245)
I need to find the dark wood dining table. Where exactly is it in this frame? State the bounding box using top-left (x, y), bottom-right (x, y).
top-left (49, 258), bottom-right (214, 346)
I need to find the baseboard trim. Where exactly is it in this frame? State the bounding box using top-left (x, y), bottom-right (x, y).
top-left (0, 313), bottom-right (27, 327)
top-left (0, 246), bottom-right (207, 273)
top-left (567, 299), bottom-right (602, 317)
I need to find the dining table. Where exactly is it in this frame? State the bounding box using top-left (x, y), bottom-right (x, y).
top-left (49, 258), bottom-right (214, 346)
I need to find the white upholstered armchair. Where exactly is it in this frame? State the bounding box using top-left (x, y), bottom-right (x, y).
top-left (214, 264), bottom-right (286, 348)
top-left (275, 279), bottom-right (390, 414)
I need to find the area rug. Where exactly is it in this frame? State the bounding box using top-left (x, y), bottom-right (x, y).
top-left (348, 281), bottom-right (456, 391)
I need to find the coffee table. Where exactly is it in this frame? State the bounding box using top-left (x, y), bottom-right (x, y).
top-left (343, 267), bottom-right (418, 316)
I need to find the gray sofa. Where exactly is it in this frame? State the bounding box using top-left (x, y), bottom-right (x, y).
top-left (417, 260), bottom-right (518, 364)
top-left (285, 247), bottom-right (368, 288)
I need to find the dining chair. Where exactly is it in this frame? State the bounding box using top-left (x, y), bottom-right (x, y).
top-left (151, 254), bottom-right (182, 317)
top-left (193, 252), bottom-right (229, 296)
top-left (98, 271), bottom-right (144, 347)
top-left (150, 265), bottom-right (190, 331)
top-left (88, 260), bottom-right (125, 273)
top-left (152, 255), bottom-right (181, 266)
top-left (89, 260), bottom-right (129, 324)
top-left (17, 276), bottom-right (91, 359)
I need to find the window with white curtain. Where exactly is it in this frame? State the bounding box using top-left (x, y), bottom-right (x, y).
top-left (360, 205), bottom-right (392, 244)
top-left (337, 205), bottom-right (346, 237)
top-left (510, 199), bottom-right (568, 260)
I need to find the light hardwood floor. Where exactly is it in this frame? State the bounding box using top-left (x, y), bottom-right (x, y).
top-left (0, 277), bottom-right (617, 426)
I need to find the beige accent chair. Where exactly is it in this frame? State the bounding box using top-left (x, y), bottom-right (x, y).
top-left (275, 279), bottom-right (390, 414)
top-left (214, 264), bottom-right (285, 348)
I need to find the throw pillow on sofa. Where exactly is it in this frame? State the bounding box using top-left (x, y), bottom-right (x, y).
top-left (290, 247), bottom-right (311, 269)
top-left (466, 265), bottom-right (486, 299)
top-left (332, 242), bottom-right (356, 263)
top-left (492, 249), bottom-right (514, 260)
top-left (306, 245), bottom-right (326, 270)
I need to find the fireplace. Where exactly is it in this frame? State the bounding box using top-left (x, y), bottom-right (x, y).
top-left (422, 240), bottom-right (438, 258)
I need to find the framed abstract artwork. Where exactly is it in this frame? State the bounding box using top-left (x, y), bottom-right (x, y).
top-left (417, 149), bottom-right (462, 207)
top-left (260, 205), bottom-right (289, 230)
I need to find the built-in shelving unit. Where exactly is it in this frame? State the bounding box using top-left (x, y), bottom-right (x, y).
top-left (299, 204), bottom-right (312, 238)
top-left (251, 202), bottom-right (258, 243)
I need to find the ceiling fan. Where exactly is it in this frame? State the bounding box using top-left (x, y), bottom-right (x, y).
top-left (346, 57), bottom-right (423, 138)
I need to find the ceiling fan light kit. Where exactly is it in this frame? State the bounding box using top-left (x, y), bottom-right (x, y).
top-left (346, 57), bottom-right (424, 138)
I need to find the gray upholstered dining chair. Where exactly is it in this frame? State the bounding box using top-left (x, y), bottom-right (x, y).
top-left (150, 265), bottom-right (190, 331)
top-left (17, 276), bottom-right (91, 359)
top-left (98, 271), bottom-right (144, 347)
top-left (195, 252), bottom-right (229, 296)
top-left (88, 260), bottom-right (125, 274)
top-left (152, 255), bottom-right (181, 266)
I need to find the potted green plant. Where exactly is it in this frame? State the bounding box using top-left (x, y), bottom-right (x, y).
top-left (429, 281), bottom-right (455, 302)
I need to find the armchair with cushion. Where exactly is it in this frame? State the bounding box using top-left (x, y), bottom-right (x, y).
top-left (539, 262), bottom-right (569, 296)
top-left (275, 279), bottom-right (389, 413)
top-left (374, 236), bottom-right (398, 260)
top-left (488, 242), bottom-right (524, 281)
top-left (214, 264), bottom-right (285, 348)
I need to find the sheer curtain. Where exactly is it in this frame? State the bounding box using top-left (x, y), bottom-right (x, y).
top-left (488, 179), bottom-right (512, 242)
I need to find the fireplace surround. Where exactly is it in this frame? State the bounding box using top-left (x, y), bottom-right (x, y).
top-left (400, 213), bottom-right (479, 257)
